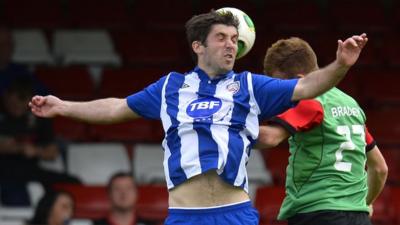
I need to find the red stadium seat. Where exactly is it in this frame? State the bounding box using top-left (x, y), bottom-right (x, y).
top-left (53, 184), bottom-right (169, 222)
top-left (264, 0), bottom-right (325, 32)
top-left (131, 0), bottom-right (194, 30)
top-left (89, 119), bottom-right (163, 142)
top-left (335, 69), bottom-right (363, 103)
top-left (112, 30), bottom-right (185, 66)
top-left (67, 0), bottom-right (130, 29)
top-left (327, 0), bottom-right (389, 33)
top-left (53, 184), bottom-right (110, 219)
top-left (310, 31), bottom-right (380, 67)
top-left (98, 67), bottom-right (165, 98)
top-left (371, 186), bottom-right (395, 225)
top-left (53, 117), bottom-right (89, 141)
top-left (360, 69), bottom-right (400, 106)
top-left (389, 187), bottom-right (400, 225)
top-left (353, 41), bottom-right (380, 67)
top-left (380, 34), bottom-right (400, 67)
top-left (379, 148), bottom-right (400, 185)
top-left (365, 108), bottom-right (400, 146)
top-left (310, 32), bottom-right (340, 66)
top-left (255, 186), bottom-right (287, 225)
top-left (36, 66), bottom-right (95, 100)
top-left (3, 0), bottom-right (65, 28)
top-left (136, 185), bottom-right (169, 222)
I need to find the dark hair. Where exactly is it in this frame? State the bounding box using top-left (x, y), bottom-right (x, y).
top-left (28, 191), bottom-right (74, 225)
top-left (185, 10), bottom-right (239, 62)
top-left (107, 172), bottom-right (135, 193)
top-left (263, 37), bottom-right (318, 79)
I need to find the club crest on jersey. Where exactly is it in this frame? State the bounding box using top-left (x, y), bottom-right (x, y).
top-left (226, 81), bottom-right (240, 94)
top-left (181, 83), bottom-right (190, 88)
top-left (186, 97), bottom-right (222, 121)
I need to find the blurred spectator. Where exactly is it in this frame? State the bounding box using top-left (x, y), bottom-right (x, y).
top-left (0, 27), bottom-right (48, 96)
top-left (0, 77), bottom-right (80, 206)
top-left (93, 172), bottom-right (156, 225)
top-left (28, 191), bottom-right (74, 225)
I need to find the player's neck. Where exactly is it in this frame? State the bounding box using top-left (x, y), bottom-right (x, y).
top-left (197, 64), bottom-right (230, 80)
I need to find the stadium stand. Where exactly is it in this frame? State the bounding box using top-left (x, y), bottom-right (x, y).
top-left (66, 143), bottom-right (131, 185)
top-left (12, 29), bottom-right (54, 66)
top-left (327, 0), bottom-right (390, 33)
top-left (35, 66), bottom-right (95, 100)
top-left (365, 108), bottom-right (400, 146)
top-left (67, 0), bottom-right (131, 29)
top-left (132, 144), bottom-right (165, 184)
top-left (97, 67), bottom-right (164, 98)
top-left (89, 119), bottom-right (163, 142)
top-left (52, 117), bottom-right (90, 141)
top-left (371, 186), bottom-right (395, 225)
top-left (53, 184), bottom-right (109, 219)
top-left (2, 0), bottom-right (65, 28)
top-left (53, 30), bottom-right (121, 66)
top-left (111, 30), bottom-right (186, 66)
top-left (136, 185), bottom-right (169, 224)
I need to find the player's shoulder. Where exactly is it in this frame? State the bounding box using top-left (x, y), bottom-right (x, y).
top-left (235, 70), bottom-right (261, 77)
top-left (154, 71), bottom-right (184, 85)
top-left (232, 70), bottom-right (270, 83)
top-left (169, 70), bottom-right (197, 81)
top-left (165, 71), bottom-right (185, 78)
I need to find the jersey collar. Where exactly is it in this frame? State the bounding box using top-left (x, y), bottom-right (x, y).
top-left (193, 66), bottom-right (234, 83)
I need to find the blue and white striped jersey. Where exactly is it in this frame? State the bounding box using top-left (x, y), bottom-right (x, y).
top-left (127, 67), bottom-right (298, 192)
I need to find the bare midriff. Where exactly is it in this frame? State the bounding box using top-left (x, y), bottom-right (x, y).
top-left (169, 170), bottom-right (250, 207)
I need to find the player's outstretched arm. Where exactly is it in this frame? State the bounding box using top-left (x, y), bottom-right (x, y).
top-left (365, 145), bottom-right (388, 206)
top-left (292, 33), bottom-right (368, 101)
top-left (29, 95), bottom-right (139, 124)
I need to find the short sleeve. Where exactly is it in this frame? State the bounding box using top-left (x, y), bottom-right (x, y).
top-left (269, 99), bottom-right (324, 135)
top-left (252, 74), bottom-right (298, 120)
top-left (126, 76), bottom-right (166, 120)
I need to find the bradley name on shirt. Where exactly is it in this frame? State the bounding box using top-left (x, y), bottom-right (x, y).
top-left (331, 106), bottom-right (361, 118)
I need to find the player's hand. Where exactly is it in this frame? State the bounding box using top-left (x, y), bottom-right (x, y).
top-left (29, 95), bottom-right (64, 118)
top-left (336, 33), bottom-right (368, 67)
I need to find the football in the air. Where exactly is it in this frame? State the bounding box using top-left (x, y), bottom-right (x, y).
top-left (216, 7), bottom-right (256, 59)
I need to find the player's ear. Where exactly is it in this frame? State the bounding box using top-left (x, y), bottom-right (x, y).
top-left (192, 41), bottom-right (204, 54)
top-left (297, 74), bottom-right (305, 78)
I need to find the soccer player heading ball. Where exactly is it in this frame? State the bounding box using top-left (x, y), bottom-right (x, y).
top-left (30, 9), bottom-right (368, 225)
